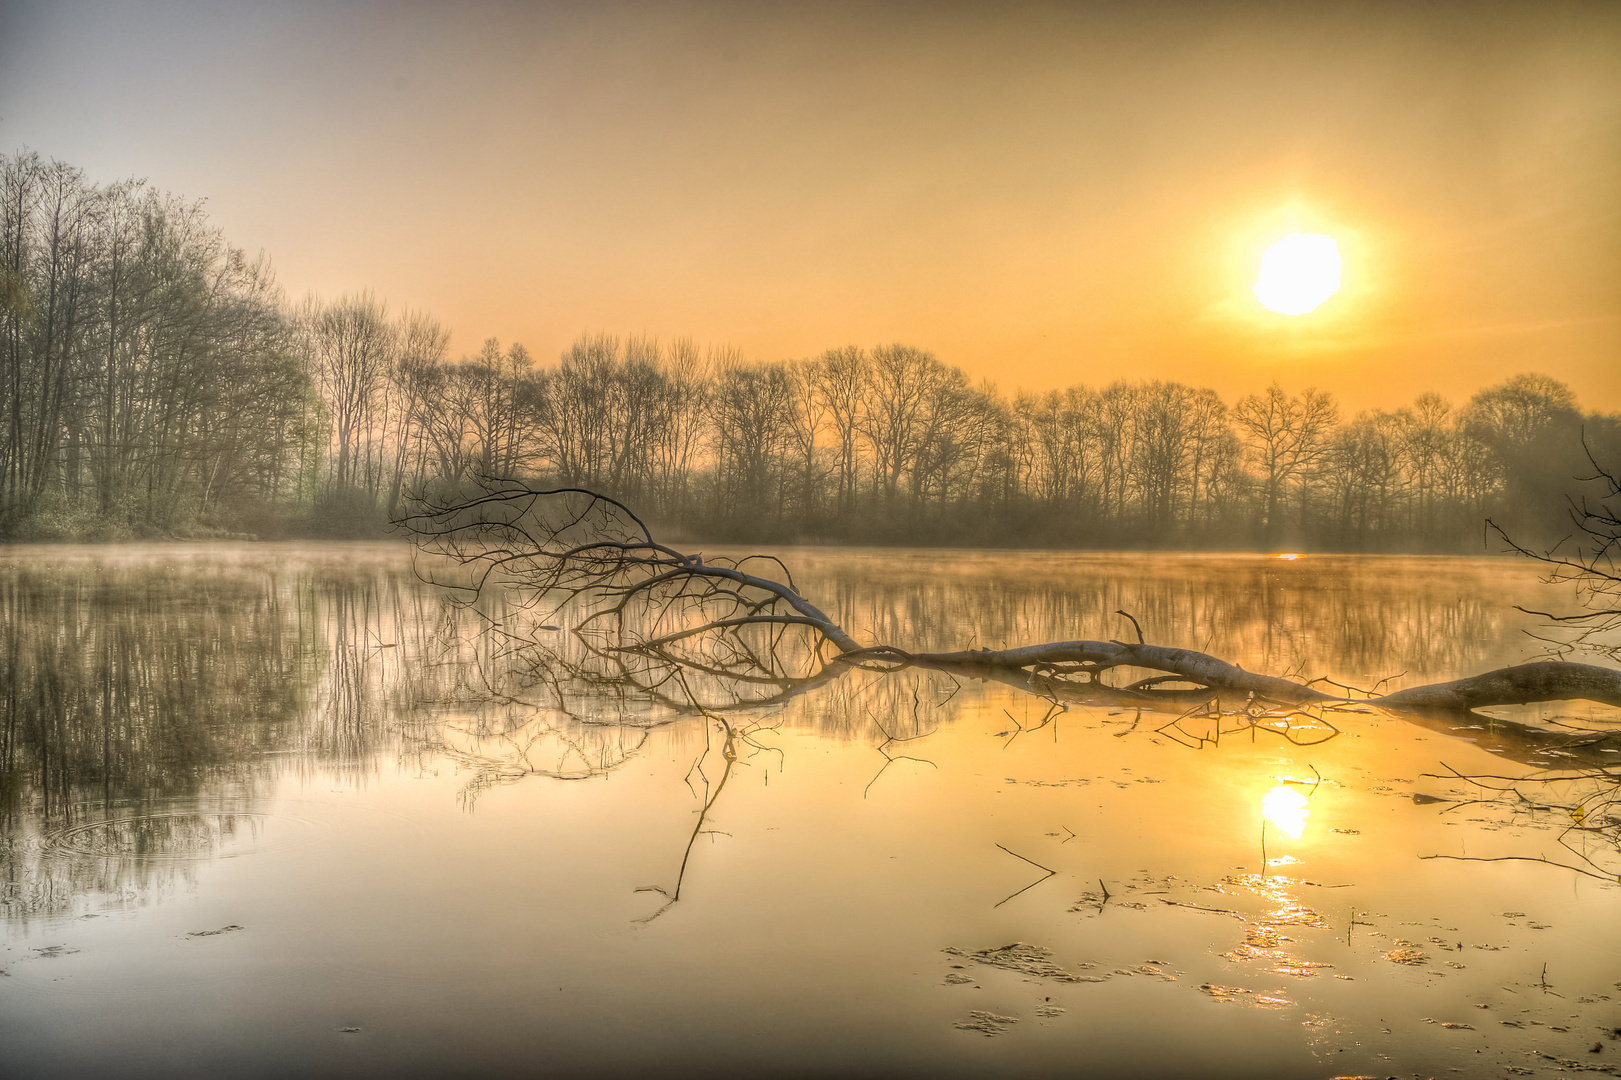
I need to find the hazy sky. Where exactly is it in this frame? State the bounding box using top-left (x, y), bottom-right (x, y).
top-left (3, 1), bottom-right (1618, 409)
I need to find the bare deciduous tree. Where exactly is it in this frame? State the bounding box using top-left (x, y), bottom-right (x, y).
top-left (302, 292), bottom-right (395, 498)
top-left (1233, 382), bottom-right (1338, 543)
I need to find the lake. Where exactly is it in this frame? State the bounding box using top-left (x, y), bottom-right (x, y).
top-left (2, 543), bottom-right (1619, 1079)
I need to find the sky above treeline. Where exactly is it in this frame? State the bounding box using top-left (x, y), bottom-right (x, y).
top-left (3, 0), bottom-right (1618, 410)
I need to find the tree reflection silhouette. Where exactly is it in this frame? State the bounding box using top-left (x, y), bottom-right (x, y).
top-left (400, 481), bottom-right (1621, 896)
top-left (4, 525), bottom-right (1620, 926)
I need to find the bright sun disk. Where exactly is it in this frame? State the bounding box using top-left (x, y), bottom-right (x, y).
top-left (1253, 233), bottom-right (1341, 315)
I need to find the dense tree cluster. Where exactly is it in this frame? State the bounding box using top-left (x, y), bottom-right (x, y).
top-left (2, 152), bottom-right (1614, 548)
top-left (0, 153), bottom-right (322, 538)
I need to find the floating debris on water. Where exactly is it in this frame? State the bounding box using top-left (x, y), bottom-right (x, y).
top-left (1158, 898), bottom-right (1241, 918)
top-left (1197, 983), bottom-right (1293, 1009)
top-left (944, 943), bottom-right (1089, 982)
top-left (954, 1011), bottom-right (1019, 1036)
top-left (1135, 962), bottom-right (1178, 981)
top-left (1005, 777), bottom-right (1092, 788)
top-left (1382, 941), bottom-right (1427, 965)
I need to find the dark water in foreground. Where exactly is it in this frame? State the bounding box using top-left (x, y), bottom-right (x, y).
top-left (1, 544), bottom-right (1618, 1079)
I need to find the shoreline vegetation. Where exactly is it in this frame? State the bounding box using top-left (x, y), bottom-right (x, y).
top-left (3, 151), bottom-right (1616, 551)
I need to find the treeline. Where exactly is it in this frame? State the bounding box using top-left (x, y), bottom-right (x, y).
top-left (357, 334), bottom-right (1613, 550)
top-left (2, 150), bottom-right (1614, 549)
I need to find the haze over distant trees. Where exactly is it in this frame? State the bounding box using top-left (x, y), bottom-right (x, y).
top-left (1, 151), bottom-right (1614, 549)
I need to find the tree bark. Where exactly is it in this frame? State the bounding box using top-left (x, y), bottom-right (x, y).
top-left (1372, 661), bottom-right (1621, 713)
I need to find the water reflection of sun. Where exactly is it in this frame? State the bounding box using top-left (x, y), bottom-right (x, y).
top-left (1261, 785), bottom-right (1310, 840)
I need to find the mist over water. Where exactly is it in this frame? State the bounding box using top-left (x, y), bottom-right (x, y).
top-left (1, 544), bottom-right (1618, 1078)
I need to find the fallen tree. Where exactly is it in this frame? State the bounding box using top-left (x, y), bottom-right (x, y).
top-left (399, 481), bottom-right (1621, 724)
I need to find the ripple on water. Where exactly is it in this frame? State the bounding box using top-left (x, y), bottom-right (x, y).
top-left (42, 810), bottom-right (320, 862)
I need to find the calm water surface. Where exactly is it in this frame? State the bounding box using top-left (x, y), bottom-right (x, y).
top-left (1, 544), bottom-right (1618, 1079)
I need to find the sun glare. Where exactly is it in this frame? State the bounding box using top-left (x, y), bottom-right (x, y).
top-left (1261, 785), bottom-right (1310, 840)
top-left (1253, 233), bottom-right (1342, 315)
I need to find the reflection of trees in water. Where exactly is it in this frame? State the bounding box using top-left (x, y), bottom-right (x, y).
top-left (0, 551), bottom-right (686, 919)
top-left (0, 566), bottom-right (311, 825)
top-left (785, 553), bottom-right (1542, 688)
top-left (0, 562), bottom-right (317, 920)
top-left (298, 568), bottom-right (443, 781)
top-left (0, 556), bottom-right (472, 920)
top-left (427, 703), bottom-right (658, 809)
top-left (402, 477), bottom-right (1621, 920)
top-left (0, 544), bottom-right (1611, 924)
top-left (3, 805), bottom-right (265, 925)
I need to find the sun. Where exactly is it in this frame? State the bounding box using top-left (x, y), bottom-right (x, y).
top-left (1253, 233), bottom-right (1342, 315)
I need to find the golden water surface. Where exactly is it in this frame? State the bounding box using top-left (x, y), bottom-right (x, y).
top-left (1, 544), bottom-right (1618, 1079)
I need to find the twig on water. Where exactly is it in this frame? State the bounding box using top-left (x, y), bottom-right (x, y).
top-left (1418, 852), bottom-right (1618, 884)
top-left (992, 843), bottom-right (1058, 908)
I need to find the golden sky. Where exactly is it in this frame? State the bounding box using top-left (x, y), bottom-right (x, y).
top-left (3, 1), bottom-right (1618, 410)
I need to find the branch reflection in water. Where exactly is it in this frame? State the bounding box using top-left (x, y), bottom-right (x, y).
top-left (3, 538), bottom-right (1619, 933)
top-left (400, 482), bottom-right (1621, 901)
